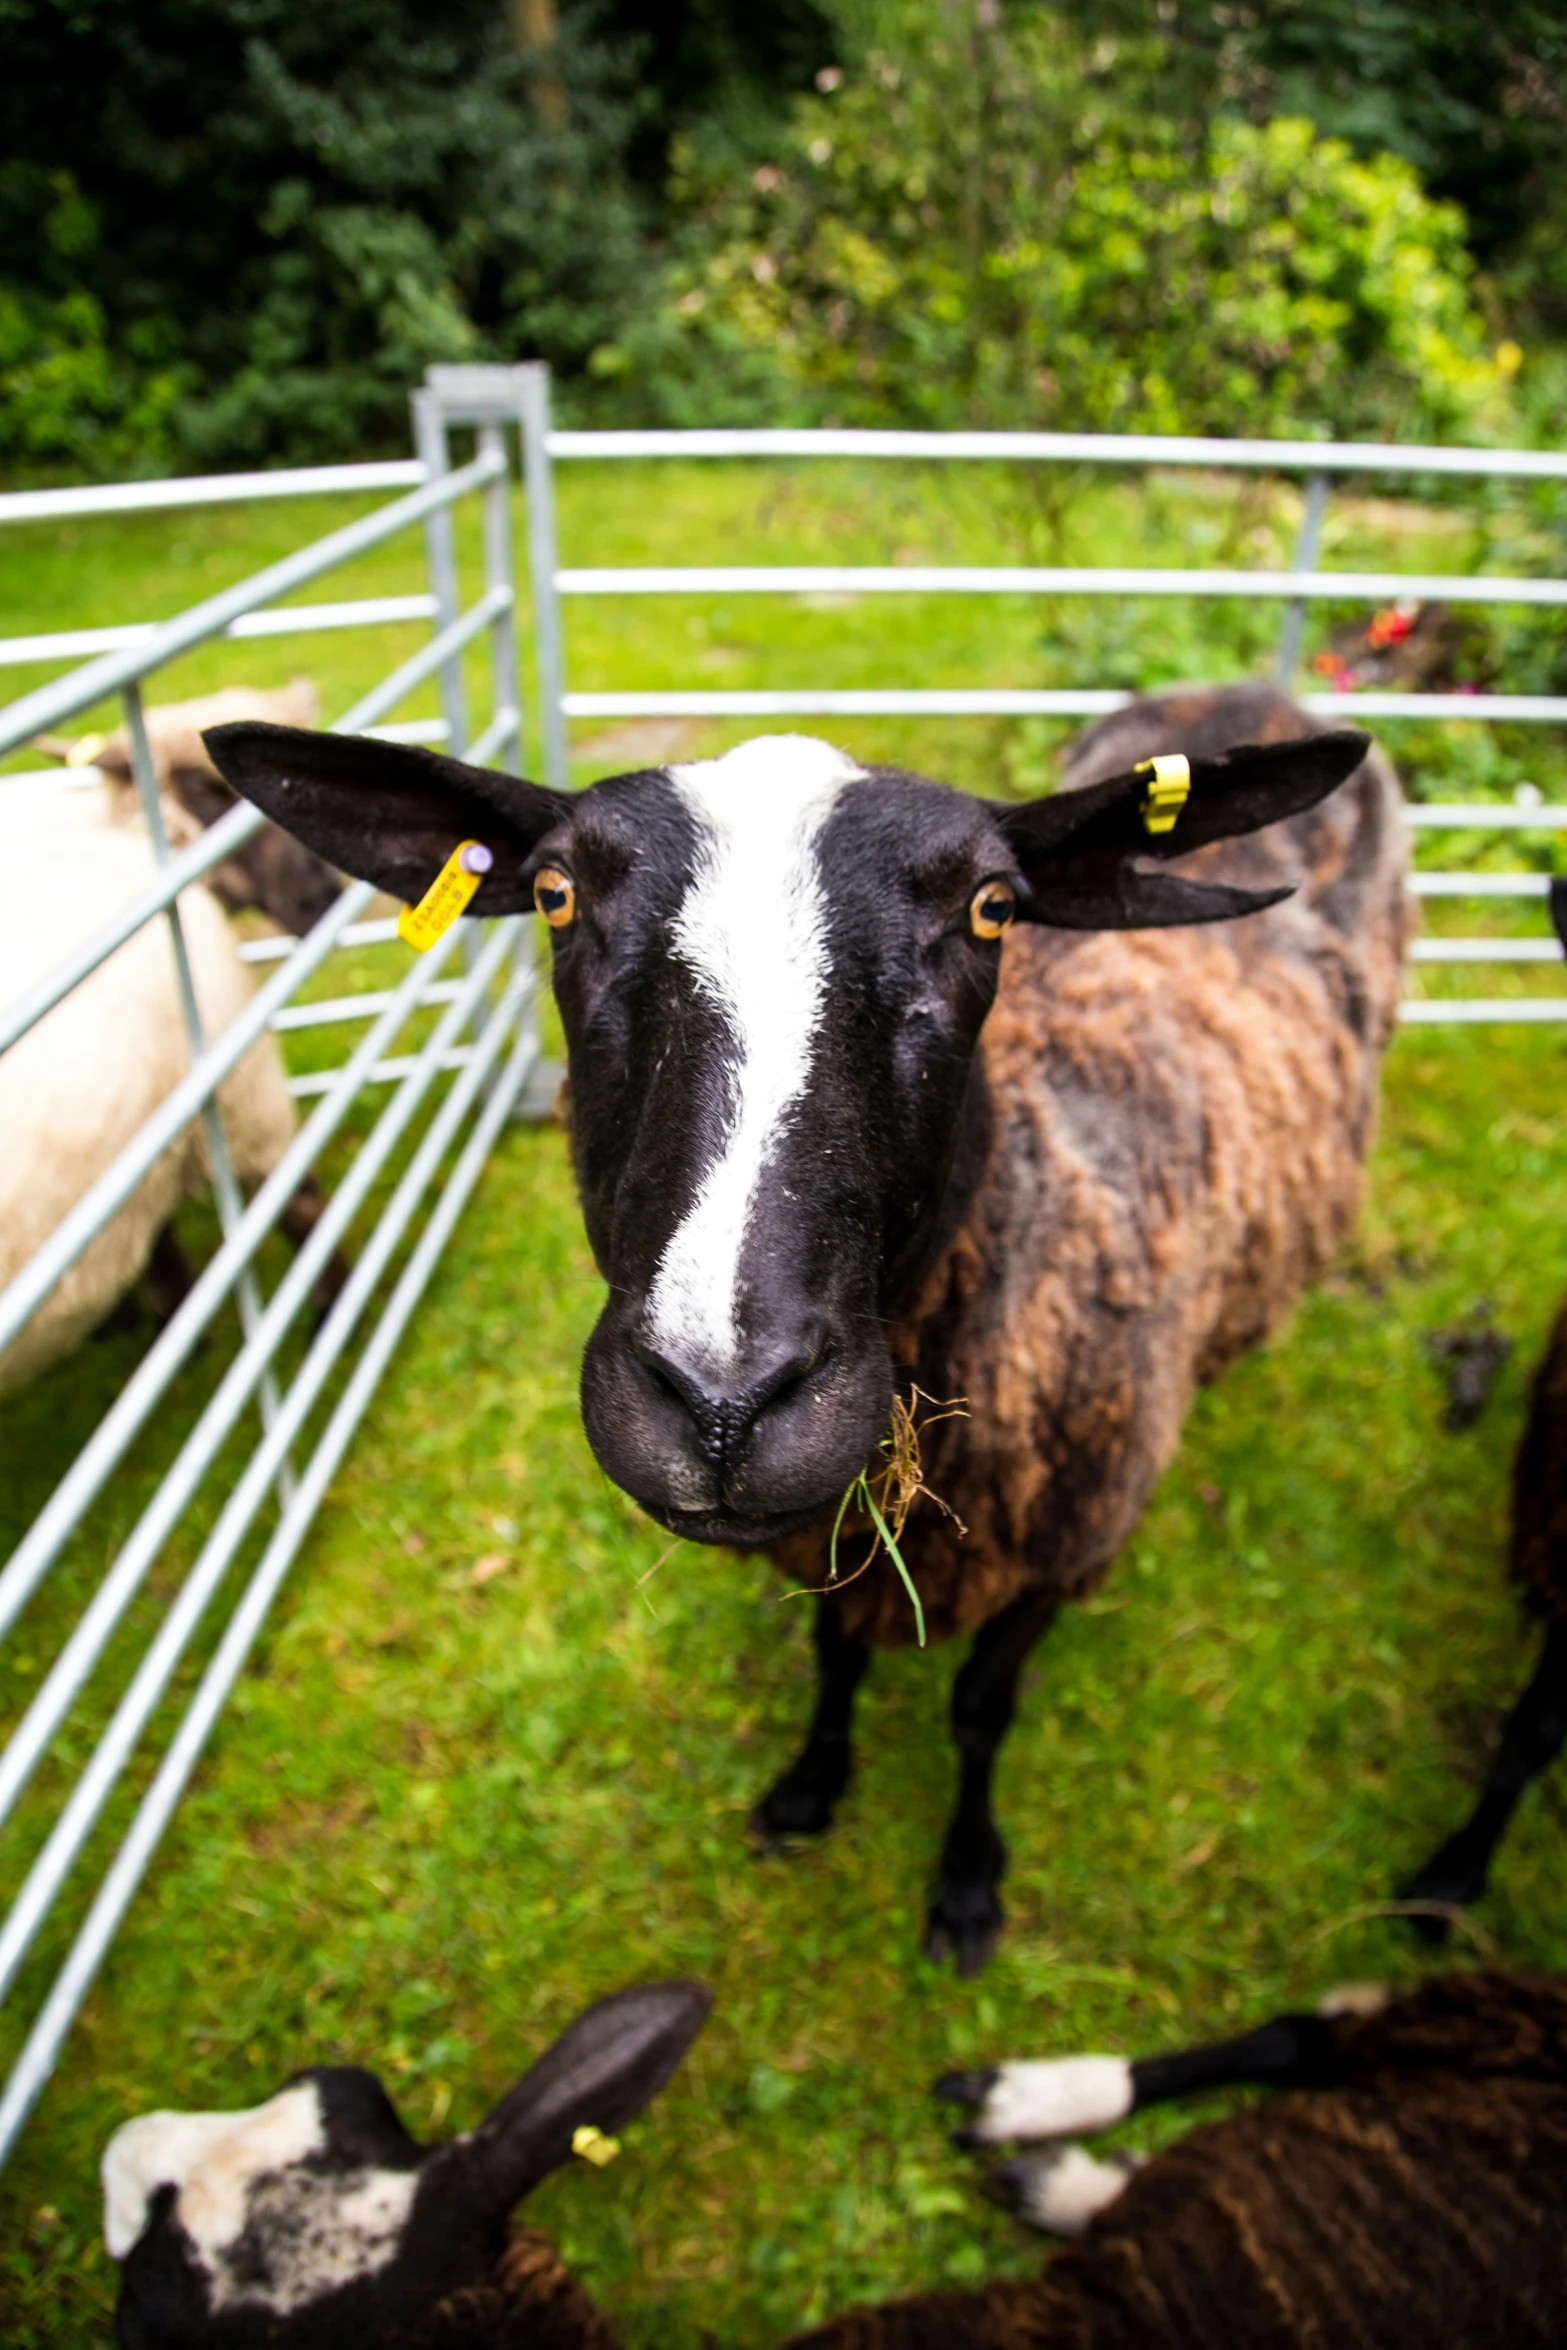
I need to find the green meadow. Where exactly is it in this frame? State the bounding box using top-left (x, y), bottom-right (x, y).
top-left (0, 458), bottom-right (1564, 2344)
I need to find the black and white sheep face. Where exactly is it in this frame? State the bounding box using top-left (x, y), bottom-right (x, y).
top-left (106, 1980), bottom-right (711, 2350)
top-left (549, 741), bottom-right (1018, 1545)
top-left (202, 717), bottom-right (1372, 1549)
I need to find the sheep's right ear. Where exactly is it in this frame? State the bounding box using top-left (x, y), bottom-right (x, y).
top-left (1551, 877), bottom-right (1567, 959)
top-left (202, 722), bottom-right (572, 916)
top-left (441, 1981), bottom-right (711, 2224)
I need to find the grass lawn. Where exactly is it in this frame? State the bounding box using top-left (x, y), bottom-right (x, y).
top-left (0, 457), bottom-right (1564, 2344)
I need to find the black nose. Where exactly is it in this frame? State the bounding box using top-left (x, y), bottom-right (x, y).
top-left (636, 1337), bottom-right (820, 1472)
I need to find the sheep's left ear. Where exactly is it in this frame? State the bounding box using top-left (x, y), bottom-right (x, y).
top-left (1550, 876), bottom-right (1567, 958)
top-left (432, 1981), bottom-right (711, 2226)
top-left (987, 729), bottom-right (1372, 930)
top-left (202, 722), bottom-right (572, 915)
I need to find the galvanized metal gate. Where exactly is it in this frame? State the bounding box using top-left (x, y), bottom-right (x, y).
top-left (520, 401), bottom-right (1567, 1021)
top-left (0, 371), bottom-right (1563, 2174)
top-left (0, 365), bottom-right (553, 2164)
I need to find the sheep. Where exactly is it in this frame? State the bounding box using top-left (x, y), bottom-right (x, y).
top-left (103, 1979), bottom-right (711, 2349)
top-left (202, 680), bottom-right (1410, 1972)
top-left (791, 1967), bottom-right (1567, 2350)
top-left (103, 1970), bottom-right (1567, 2349)
top-left (41, 678), bottom-right (342, 938)
top-left (1399, 887), bottom-right (1567, 1940)
top-left (0, 724), bottom-right (346, 1394)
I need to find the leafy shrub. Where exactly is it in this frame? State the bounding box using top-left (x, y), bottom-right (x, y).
top-left (0, 0), bottom-right (652, 472)
top-left (646, 15), bottom-right (1519, 443)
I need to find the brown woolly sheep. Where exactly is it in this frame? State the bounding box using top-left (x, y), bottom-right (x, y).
top-left (791, 1968), bottom-right (1567, 2350)
top-left (105, 1972), bottom-right (1567, 2350)
top-left (1401, 895), bottom-right (1567, 1938)
top-left (202, 682), bottom-right (1410, 1972)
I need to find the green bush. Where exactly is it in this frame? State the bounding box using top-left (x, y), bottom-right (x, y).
top-left (645, 15), bottom-right (1519, 443)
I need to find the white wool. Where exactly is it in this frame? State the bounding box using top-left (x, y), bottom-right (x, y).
top-left (1010, 2144), bottom-right (1138, 2237)
top-left (966, 2056), bottom-right (1134, 2145)
top-left (103, 2084), bottom-right (325, 2260)
top-left (102, 2081), bottom-right (417, 2313)
top-left (0, 811), bottom-right (295, 1393)
top-left (645, 734), bottom-right (861, 1379)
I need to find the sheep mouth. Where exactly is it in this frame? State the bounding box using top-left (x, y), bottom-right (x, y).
top-left (655, 1500), bottom-right (832, 1551)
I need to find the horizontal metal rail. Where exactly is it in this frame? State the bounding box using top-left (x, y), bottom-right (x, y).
top-left (0, 595), bottom-right (437, 671)
top-left (0, 461), bottom-right (425, 528)
top-left (547, 427), bottom-right (1567, 479)
top-left (240, 917), bottom-right (403, 964)
top-left (0, 446), bottom-right (502, 762)
top-left (1405, 804), bottom-right (1567, 828)
top-left (270, 980), bottom-right (465, 1033)
top-left (1410, 873), bottom-right (1552, 897)
top-left (1412, 938), bottom-right (1563, 962)
top-left (558, 687), bottom-right (1567, 723)
top-left (557, 564), bottom-right (1567, 608)
top-left (286, 1043), bottom-right (485, 1099)
top-left (0, 997), bottom-right (536, 2169)
top-left (1402, 998), bottom-right (1567, 1021)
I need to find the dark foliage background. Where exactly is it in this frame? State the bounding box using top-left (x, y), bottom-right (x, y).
top-left (1, 0), bottom-right (1564, 475)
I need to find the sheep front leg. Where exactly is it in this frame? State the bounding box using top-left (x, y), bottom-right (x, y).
top-left (926, 1586), bottom-right (1058, 1977)
top-left (752, 1595), bottom-right (873, 1845)
top-left (1398, 1617), bottom-right (1567, 1942)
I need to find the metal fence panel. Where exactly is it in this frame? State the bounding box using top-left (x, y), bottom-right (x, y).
top-left (514, 398), bottom-right (1567, 1022)
top-left (0, 368), bottom-right (551, 2165)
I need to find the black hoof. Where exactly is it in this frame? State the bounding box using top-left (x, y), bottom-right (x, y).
top-left (751, 1746), bottom-right (851, 1847)
top-left (1396, 1853), bottom-right (1488, 1945)
top-left (934, 2067), bottom-right (998, 2109)
top-left (924, 1872), bottom-right (1004, 1977)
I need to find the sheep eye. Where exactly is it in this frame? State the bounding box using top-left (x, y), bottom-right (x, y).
top-left (534, 866), bottom-right (576, 928)
top-left (969, 880), bottom-right (1016, 940)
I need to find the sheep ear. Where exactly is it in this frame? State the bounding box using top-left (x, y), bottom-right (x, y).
top-left (201, 722), bottom-right (572, 916)
top-left (988, 729), bottom-right (1371, 930)
top-left (1550, 877), bottom-right (1567, 959)
top-left (442, 1981), bottom-right (711, 2221)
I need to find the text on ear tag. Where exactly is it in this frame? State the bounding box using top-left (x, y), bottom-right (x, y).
top-left (571, 2125), bottom-right (621, 2167)
top-left (1135, 754), bottom-right (1191, 836)
top-left (397, 841), bottom-right (494, 951)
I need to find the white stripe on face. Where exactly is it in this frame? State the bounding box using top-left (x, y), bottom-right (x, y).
top-left (645, 735), bottom-right (862, 1381)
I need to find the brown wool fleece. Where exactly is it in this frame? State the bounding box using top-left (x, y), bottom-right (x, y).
top-left (775, 686), bottom-right (1411, 1648)
top-left (787, 1973), bottom-right (1567, 2350)
top-left (410, 2233), bottom-right (624, 2350)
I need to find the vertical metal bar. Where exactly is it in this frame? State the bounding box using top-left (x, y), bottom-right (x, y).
top-left (120, 686), bottom-right (294, 1502)
top-left (411, 385), bottom-right (469, 756)
top-left (477, 420), bottom-right (523, 775)
top-left (517, 361), bottom-right (569, 793)
top-left (1276, 470), bottom-right (1331, 685)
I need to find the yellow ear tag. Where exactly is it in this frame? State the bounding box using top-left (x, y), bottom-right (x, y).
top-left (1135, 754), bottom-right (1191, 836)
top-left (571, 2125), bottom-right (621, 2168)
top-left (397, 841), bottom-right (494, 952)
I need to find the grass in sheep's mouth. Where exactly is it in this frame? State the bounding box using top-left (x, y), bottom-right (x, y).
top-left (0, 462), bottom-right (1564, 2350)
top-left (819, 1389), bottom-right (971, 1648)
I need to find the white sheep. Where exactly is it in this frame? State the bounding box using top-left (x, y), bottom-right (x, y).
top-left (0, 778), bottom-right (298, 1392)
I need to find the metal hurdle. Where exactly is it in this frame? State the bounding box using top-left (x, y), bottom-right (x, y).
top-left (509, 394), bottom-right (1567, 1021)
top-left (0, 365), bottom-right (557, 2167)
